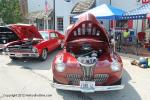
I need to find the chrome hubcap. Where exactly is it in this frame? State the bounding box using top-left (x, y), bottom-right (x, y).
top-left (42, 49), bottom-right (47, 60)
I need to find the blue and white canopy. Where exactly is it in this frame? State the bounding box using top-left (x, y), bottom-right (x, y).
top-left (73, 4), bottom-right (125, 20)
top-left (121, 3), bottom-right (150, 20)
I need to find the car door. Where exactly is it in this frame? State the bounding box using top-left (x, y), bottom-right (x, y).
top-left (50, 32), bottom-right (59, 50)
top-left (39, 31), bottom-right (53, 52)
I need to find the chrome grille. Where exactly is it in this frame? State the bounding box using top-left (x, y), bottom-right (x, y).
top-left (66, 73), bottom-right (109, 84)
top-left (81, 65), bottom-right (94, 81)
top-left (66, 74), bottom-right (81, 84)
top-left (8, 47), bottom-right (32, 52)
top-left (94, 74), bottom-right (109, 83)
top-left (77, 56), bottom-right (97, 81)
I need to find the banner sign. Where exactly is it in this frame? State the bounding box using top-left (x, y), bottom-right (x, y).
top-left (142, 0), bottom-right (150, 4)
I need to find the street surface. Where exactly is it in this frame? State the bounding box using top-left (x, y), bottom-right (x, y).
top-left (0, 50), bottom-right (150, 100)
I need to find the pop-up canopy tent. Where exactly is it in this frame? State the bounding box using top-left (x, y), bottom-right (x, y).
top-left (73, 4), bottom-right (125, 20)
top-left (119, 3), bottom-right (150, 55)
top-left (121, 3), bottom-right (150, 20)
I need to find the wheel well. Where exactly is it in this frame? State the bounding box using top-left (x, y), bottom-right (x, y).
top-left (44, 48), bottom-right (48, 51)
top-left (40, 48), bottom-right (48, 56)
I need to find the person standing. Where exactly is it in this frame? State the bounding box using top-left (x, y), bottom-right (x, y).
top-left (123, 28), bottom-right (130, 45)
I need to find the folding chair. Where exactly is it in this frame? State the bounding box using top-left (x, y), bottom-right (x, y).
top-left (136, 32), bottom-right (146, 55)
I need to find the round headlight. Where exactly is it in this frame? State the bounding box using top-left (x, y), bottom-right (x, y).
top-left (55, 62), bottom-right (66, 72)
top-left (111, 59), bottom-right (121, 72)
top-left (32, 47), bottom-right (37, 53)
top-left (5, 48), bottom-right (9, 52)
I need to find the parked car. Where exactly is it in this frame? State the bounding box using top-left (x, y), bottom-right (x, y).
top-left (51, 13), bottom-right (124, 93)
top-left (0, 26), bottom-right (19, 51)
top-left (3, 24), bottom-right (64, 61)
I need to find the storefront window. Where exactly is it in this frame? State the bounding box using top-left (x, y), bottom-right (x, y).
top-left (116, 20), bottom-right (128, 28)
top-left (111, 20), bottom-right (133, 29)
top-left (70, 16), bottom-right (74, 24)
top-left (57, 17), bottom-right (63, 31)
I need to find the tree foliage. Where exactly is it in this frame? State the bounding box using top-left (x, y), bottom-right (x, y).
top-left (0, 0), bottom-right (22, 24)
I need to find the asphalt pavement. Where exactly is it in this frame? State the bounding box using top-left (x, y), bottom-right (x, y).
top-left (0, 50), bottom-right (150, 100)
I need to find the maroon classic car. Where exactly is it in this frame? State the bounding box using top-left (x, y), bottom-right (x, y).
top-left (3, 24), bottom-right (64, 61)
top-left (51, 13), bottom-right (124, 93)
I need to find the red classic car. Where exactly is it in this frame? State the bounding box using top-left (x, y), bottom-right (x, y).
top-left (3, 24), bottom-right (64, 61)
top-left (52, 13), bottom-right (124, 93)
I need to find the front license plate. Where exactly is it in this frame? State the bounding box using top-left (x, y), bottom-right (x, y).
top-left (80, 81), bottom-right (95, 92)
top-left (15, 53), bottom-right (22, 57)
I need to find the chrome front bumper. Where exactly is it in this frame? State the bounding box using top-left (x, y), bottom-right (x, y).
top-left (3, 52), bottom-right (39, 58)
top-left (51, 83), bottom-right (125, 93)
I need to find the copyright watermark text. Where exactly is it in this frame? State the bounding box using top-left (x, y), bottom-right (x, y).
top-left (2, 93), bottom-right (52, 98)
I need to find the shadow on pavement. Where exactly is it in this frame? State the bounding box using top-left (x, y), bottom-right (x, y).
top-left (6, 50), bottom-right (60, 70)
top-left (56, 69), bottom-right (141, 100)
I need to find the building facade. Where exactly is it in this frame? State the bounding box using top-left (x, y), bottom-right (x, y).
top-left (27, 0), bottom-right (54, 30)
top-left (27, 10), bottom-right (54, 30)
top-left (54, 0), bottom-right (80, 33)
top-left (27, 0), bottom-right (146, 34)
top-left (54, 0), bottom-right (143, 34)
top-left (54, 0), bottom-right (111, 33)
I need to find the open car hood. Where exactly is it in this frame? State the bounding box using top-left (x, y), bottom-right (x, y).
top-left (7, 24), bottom-right (43, 40)
top-left (65, 13), bottom-right (109, 44)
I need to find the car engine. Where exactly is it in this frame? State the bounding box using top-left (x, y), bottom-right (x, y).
top-left (70, 43), bottom-right (103, 66)
top-left (6, 39), bottom-right (40, 52)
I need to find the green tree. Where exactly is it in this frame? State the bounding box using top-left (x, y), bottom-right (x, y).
top-left (0, 0), bottom-right (22, 24)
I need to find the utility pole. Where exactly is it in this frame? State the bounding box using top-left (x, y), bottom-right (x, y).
top-left (109, 0), bottom-right (112, 30)
top-left (46, 15), bottom-right (48, 30)
top-left (53, 0), bottom-right (55, 30)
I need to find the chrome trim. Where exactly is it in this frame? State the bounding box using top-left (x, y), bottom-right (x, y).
top-left (77, 56), bottom-right (97, 81)
top-left (66, 74), bottom-right (81, 84)
top-left (4, 52), bottom-right (39, 58)
top-left (52, 83), bottom-right (125, 93)
top-left (81, 65), bottom-right (94, 81)
top-left (94, 74), bottom-right (109, 83)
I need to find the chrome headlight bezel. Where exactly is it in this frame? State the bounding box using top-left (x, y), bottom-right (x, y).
top-left (55, 62), bottom-right (66, 72)
top-left (5, 48), bottom-right (9, 52)
top-left (32, 47), bottom-right (38, 53)
top-left (111, 59), bottom-right (121, 72)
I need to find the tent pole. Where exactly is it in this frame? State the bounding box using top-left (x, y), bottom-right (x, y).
top-left (113, 20), bottom-right (116, 52)
top-left (136, 20), bottom-right (139, 55)
top-left (136, 20), bottom-right (139, 36)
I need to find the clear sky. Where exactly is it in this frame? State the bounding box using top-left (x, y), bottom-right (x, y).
top-left (28, 0), bottom-right (53, 12)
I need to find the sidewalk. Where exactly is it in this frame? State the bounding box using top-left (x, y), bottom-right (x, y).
top-left (117, 45), bottom-right (150, 58)
top-left (119, 53), bottom-right (142, 60)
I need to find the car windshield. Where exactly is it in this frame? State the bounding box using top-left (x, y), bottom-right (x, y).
top-left (39, 31), bottom-right (49, 40)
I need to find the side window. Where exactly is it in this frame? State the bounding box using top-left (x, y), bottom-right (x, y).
top-left (44, 34), bottom-right (49, 40)
top-left (40, 32), bottom-right (49, 40)
top-left (50, 33), bottom-right (58, 38)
